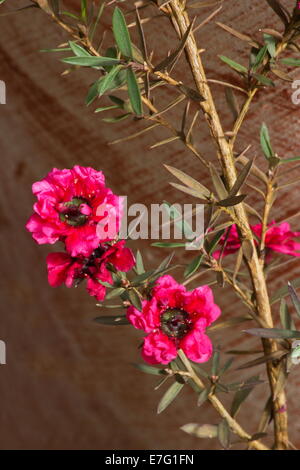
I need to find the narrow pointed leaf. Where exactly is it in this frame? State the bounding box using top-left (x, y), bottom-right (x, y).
top-left (217, 194), bottom-right (246, 207)
top-left (271, 277), bottom-right (300, 303)
top-left (157, 381), bottom-right (184, 414)
top-left (229, 160), bottom-right (253, 197)
top-left (281, 58), bottom-right (300, 67)
top-left (112, 7), bottom-right (133, 58)
top-left (231, 376), bottom-right (258, 417)
top-left (62, 56), bottom-right (121, 67)
top-left (154, 20), bottom-right (194, 72)
top-left (164, 164), bottom-right (211, 199)
top-left (169, 182), bottom-right (208, 202)
top-left (237, 350), bottom-right (286, 370)
top-left (133, 363), bottom-right (165, 376)
top-left (69, 41), bottom-right (90, 57)
top-left (98, 65), bottom-right (123, 96)
top-left (218, 419), bottom-right (230, 449)
top-left (128, 289), bottom-right (142, 311)
top-left (126, 68), bottom-right (142, 116)
top-left (135, 7), bottom-right (148, 61)
top-left (280, 298), bottom-right (295, 330)
top-left (197, 388), bottom-right (209, 407)
top-left (225, 88), bottom-right (239, 120)
top-left (288, 281), bottom-right (300, 319)
top-left (184, 254), bottom-right (204, 278)
top-left (135, 250), bottom-right (145, 275)
top-left (279, 156), bottom-right (300, 163)
top-left (219, 55), bottom-right (247, 74)
top-left (254, 73), bottom-right (275, 87)
top-left (209, 164), bottom-right (228, 200)
top-left (208, 316), bottom-right (252, 332)
top-left (181, 423), bottom-right (218, 439)
top-left (245, 328), bottom-right (300, 339)
top-left (266, 0), bottom-right (289, 26)
top-left (260, 123), bottom-right (274, 159)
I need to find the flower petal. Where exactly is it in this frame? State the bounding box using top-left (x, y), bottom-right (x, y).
top-left (142, 331), bottom-right (177, 365)
top-left (180, 329), bottom-right (212, 363)
top-left (46, 252), bottom-right (73, 287)
top-left (184, 285), bottom-right (221, 326)
top-left (127, 298), bottom-right (160, 333)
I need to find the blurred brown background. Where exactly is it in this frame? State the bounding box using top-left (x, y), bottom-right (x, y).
top-left (1, 0), bottom-right (300, 450)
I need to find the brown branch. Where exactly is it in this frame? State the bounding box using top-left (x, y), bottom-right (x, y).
top-left (167, 0), bottom-right (288, 449)
top-left (178, 350), bottom-right (269, 450)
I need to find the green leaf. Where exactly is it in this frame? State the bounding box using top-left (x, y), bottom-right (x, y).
top-left (279, 156), bottom-right (300, 164)
top-left (211, 349), bottom-right (220, 376)
top-left (135, 250), bottom-right (145, 275)
top-left (133, 363), bottom-right (165, 376)
top-left (97, 280), bottom-right (113, 288)
top-left (266, 0), bottom-right (289, 27)
top-left (252, 45), bottom-right (268, 71)
top-left (169, 182), bottom-right (209, 201)
top-left (152, 242), bottom-right (186, 248)
top-left (281, 58), bottom-right (300, 67)
top-left (184, 254), bottom-right (204, 278)
top-left (260, 123), bottom-right (274, 159)
top-left (207, 229), bottom-right (225, 256)
top-left (181, 423), bottom-right (218, 439)
top-left (164, 164), bottom-right (211, 199)
top-left (209, 164), bottom-right (228, 200)
top-left (245, 328), bottom-right (300, 339)
top-left (231, 375), bottom-right (258, 417)
top-left (197, 388), bottom-right (209, 407)
top-left (93, 315), bottom-right (129, 325)
top-left (288, 282), bottom-right (300, 319)
top-left (229, 160), bottom-right (253, 197)
top-left (264, 34), bottom-right (276, 58)
top-left (69, 41), bottom-right (90, 57)
top-left (80, 0), bottom-right (87, 21)
top-left (102, 114), bottom-right (131, 123)
top-left (105, 287), bottom-right (126, 299)
top-left (154, 20), bottom-right (194, 72)
top-left (216, 194), bottom-right (246, 207)
top-left (280, 298), bottom-right (295, 330)
top-left (157, 381), bottom-right (184, 414)
top-left (126, 68), bottom-right (142, 116)
top-left (237, 350), bottom-right (286, 370)
top-left (98, 65), bottom-right (123, 96)
top-left (219, 357), bottom-right (235, 376)
top-left (86, 78), bottom-right (103, 106)
top-left (218, 419), bottom-right (230, 449)
top-left (62, 56), bottom-right (121, 67)
top-left (94, 105), bottom-right (119, 113)
top-left (207, 316), bottom-right (252, 331)
top-left (112, 7), bottom-right (133, 58)
top-left (254, 73), bottom-right (275, 87)
top-left (271, 277), bottom-right (300, 304)
top-left (219, 55), bottom-right (248, 74)
top-left (128, 289), bottom-right (142, 311)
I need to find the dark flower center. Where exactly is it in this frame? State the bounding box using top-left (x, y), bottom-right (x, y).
top-left (59, 197), bottom-right (89, 227)
top-left (161, 308), bottom-right (191, 339)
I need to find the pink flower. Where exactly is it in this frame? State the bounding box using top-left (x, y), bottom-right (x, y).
top-left (26, 166), bottom-right (122, 257)
top-left (213, 221), bottom-right (300, 260)
top-left (127, 275), bottom-right (220, 365)
top-left (46, 240), bottom-right (135, 301)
